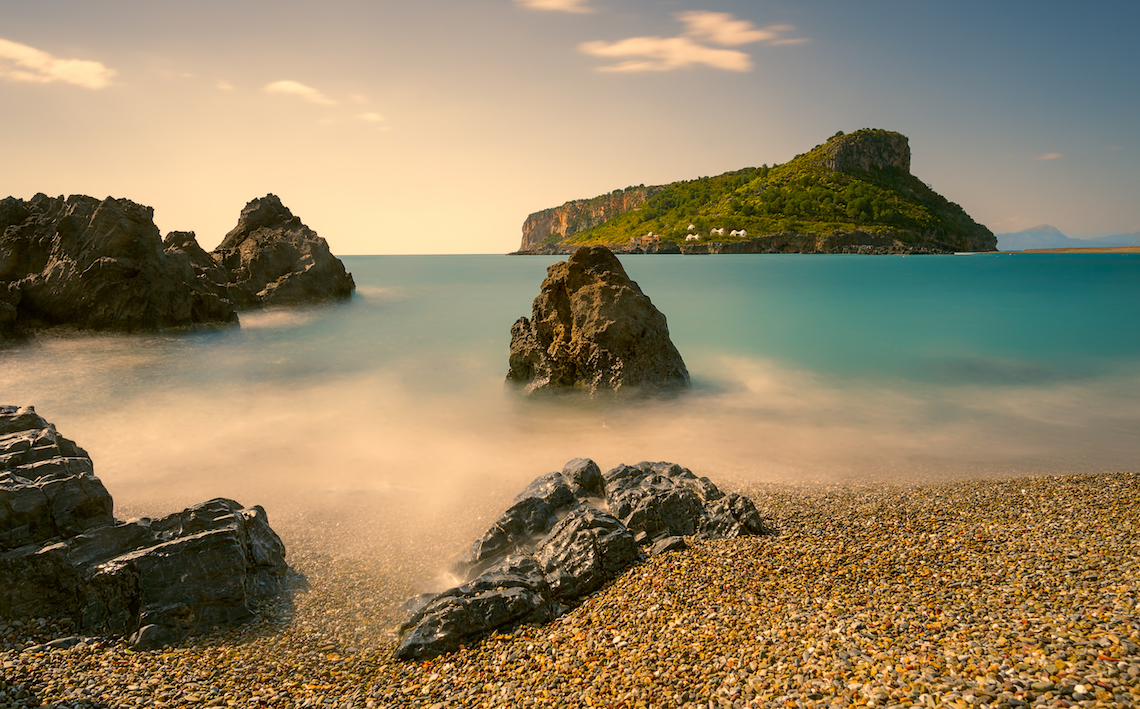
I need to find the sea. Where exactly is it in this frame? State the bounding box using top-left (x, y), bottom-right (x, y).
top-left (4, 253), bottom-right (1139, 576)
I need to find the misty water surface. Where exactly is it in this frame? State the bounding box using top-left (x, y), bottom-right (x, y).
top-left (4, 253), bottom-right (1139, 585)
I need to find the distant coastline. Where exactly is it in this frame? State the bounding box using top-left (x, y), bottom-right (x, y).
top-left (1004, 245), bottom-right (1140, 254)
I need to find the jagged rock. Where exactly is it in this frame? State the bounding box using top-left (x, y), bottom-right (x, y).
top-left (0, 194), bottom-right (237, 339)
top-left (0, 192), bottom-right (356, 341)
top-left (0, 406), bottom-right (110, 550)
top-left (212, 194), bottom-right (355, 309)
top-left (507, 246), bottom-right (690, 395)
top-left (393, 458), bottom-right (765, 660)
top-left (0, 406), bottom-right (287, 649)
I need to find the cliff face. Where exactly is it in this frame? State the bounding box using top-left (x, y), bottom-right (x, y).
top-left (820, 129), bottom-right (911, 174)
top-left (520, 185), bottom-right (662, 251)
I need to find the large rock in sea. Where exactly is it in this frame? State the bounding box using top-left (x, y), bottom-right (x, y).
top-left (507, 246), bottom-right (690, 395)
top-left (393, 458), bottom-right (765, 660)
top-left (0, 405), bottom-right (287, 649)
top-left (211, 194), bottom-right (356, 309)
top-left (0, 194), bottom-right (237, 340)
top-left (0, 192), bottom-right (355, 343)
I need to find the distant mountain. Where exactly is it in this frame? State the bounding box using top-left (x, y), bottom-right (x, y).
top-left (517, 129), bottom-right (996, 255)
top-left (996, 226), bottom-right (1140, 251)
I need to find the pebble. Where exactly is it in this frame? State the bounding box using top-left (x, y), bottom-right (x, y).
top-left (2, 471), bottom-right (1139, 708)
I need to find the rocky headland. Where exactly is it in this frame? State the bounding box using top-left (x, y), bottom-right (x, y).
top-left (0, 405), bottom-right (288, 650)
top-left (507, 246), bottom-right (690, 395)
top-left (513, 129), bottom-right (997, 255)
top-left (0, 193), bottom-right (354, 344)
top-left (394, 458), bottom-right (766, 660)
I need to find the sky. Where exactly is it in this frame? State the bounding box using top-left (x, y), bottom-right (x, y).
top-left (2, 0), bottom-right (1138, 254)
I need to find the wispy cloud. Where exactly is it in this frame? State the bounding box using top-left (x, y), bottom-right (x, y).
top-left (1107, 145), bottom-right (1124, 151)
top-left (0, 37), bottom-right (115, 89)
top-left (216, 79), bottom-right (235, 91)
top-left (678, 12), bottom-right (804, 46)
top-left (1035, 152), bottom-right (1063, 161)
top-left (515, 0), bottom-right (594, 13)
top-left (580, 37), bottom-right (753, 72)
top-left (263, 80), bottom-right (335, 105)
top-left (358, 112), bottom-right (384, 122)
top-left (579, 12), bottom-right (805, 72)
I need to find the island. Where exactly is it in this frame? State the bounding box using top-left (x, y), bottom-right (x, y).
top-left (514, 129), bottom-right (997, 255)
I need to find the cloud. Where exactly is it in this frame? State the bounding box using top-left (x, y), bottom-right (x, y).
top-left (515, 0), bottom-right (594, 13)
top-left (580, 37), bottom-right (753, 72)
top-left (1107, 145), bottom-right (1124, 151)
top-left (579, 12), bottom-right (805, 72)
top-left (263, 80), bottom-right (336, 105)
top-left (677, 12), bottom-right (800, 46)
top-left (0, 37), bottom-right (115, 89)
top-left (1034, 152), bottom-right (1062, 161)
top-left (216, 80), bottom-right (235, 91)
top-left (358, 112), bottom-right (384, 122)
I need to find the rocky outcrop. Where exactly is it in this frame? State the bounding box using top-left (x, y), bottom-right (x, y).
top-left (819, 129), bottom-right (911, 174)
top-left (0, 194), bottom-right (238, 342)
top-left (0, 406), bottom-right (287, 649)
top-left (211, 195), bottom-right (356, 309)
top-left (520, 185), bottom-right (663, 252)
top-left (507, 246), bottom-right (689, 396)
top-left (1, 193), bottom-right (355, 343)
top-left (394, 458), bottom-right (766, 660)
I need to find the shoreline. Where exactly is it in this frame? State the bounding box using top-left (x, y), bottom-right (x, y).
top-left (3, 470), bottom-right (1139, 708)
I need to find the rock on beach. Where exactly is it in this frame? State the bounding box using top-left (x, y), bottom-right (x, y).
top-left (394, 458), bottom-right (766, 661)
top-left (2, 471), bottom-right (1140, 709)
top-left (0, 405), bottom-right (288, 651)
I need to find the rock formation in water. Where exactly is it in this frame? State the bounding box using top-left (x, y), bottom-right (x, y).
top-left (210, 194), bottom-right (356, 309)
top-left (0, 405), bottom-right (288, 649)
top-left (507, 246), bottom-right (690, 395)
top-left (0, 194), bottom-right (238, 341)
top-left (394, 458), bottom-right (766, 660)
top-left (0, 192), bottom-right (355, 343)
top-left (512, 128), bottom-right (997, 255)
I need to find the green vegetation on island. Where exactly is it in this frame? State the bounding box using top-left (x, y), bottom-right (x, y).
top-left (519, 129), bottom-right (996, 254)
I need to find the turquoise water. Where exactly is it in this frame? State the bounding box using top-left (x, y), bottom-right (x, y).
top-left (3, 253), bottom-right (1139, 568)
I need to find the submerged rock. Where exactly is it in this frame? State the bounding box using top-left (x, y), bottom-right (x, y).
top-left (212, 194), bottom-right (356, 309)
top-left (394, 458), bottom-right (765, 660)
top-left (0, 405), bottom-right (287, 649)
top-left (507, 246), bottom-right (690, 395)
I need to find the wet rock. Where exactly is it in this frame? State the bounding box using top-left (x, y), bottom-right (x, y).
top-left (0, 405), bottom-right (111, 551)
top-left (393, 458), bottom-right (764, 660)
top-left (604, 461), bottom-right (766, 540)
top-left (0, 192), bottom-right (355, 341)
top-left (0, 406), bottom-right (287, 649)
top-left (0, 194), bottom-right (237, 338)
top-left (212, 194), bottom-right (355, 309)
top-left (507, 246), bottom-right (689, 395)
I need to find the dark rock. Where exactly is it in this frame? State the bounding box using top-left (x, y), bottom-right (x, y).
top-left (211, 194), bottom-right (355, 309)
top-left (393, 457), bottom-right (764, 660)
top-left (647, 535), bottom-right (688, 555)
top-left (0, 194), bottom-right (238, 339)
top-left (1, 192), bottom-right (356, 341)
top-left (0, 406), bottom-right (111, 550)
top-left (507, 246), bottom-right (689, 396)
top-left (0, 406), bottom-right (287, 649)
top-left (603, 461), bottom-right (766, 540)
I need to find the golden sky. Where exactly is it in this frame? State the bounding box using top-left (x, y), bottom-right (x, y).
top-left (2, 0), bottom-right (1137, 253)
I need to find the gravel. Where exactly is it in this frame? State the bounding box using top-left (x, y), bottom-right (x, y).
top-left (3, 471), bottom-right (1138, 709)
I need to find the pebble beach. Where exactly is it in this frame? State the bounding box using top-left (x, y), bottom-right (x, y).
top-left (3, 471), bottom-right (1139, 709)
